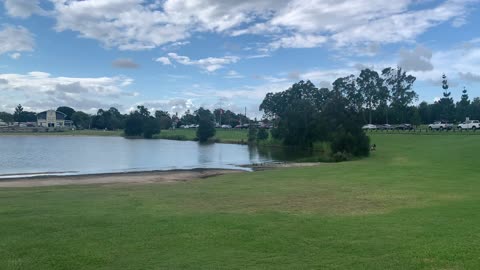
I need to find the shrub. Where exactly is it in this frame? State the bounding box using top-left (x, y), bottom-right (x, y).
top-left (257, 128), bottom-right (269, 141)
top-left (248, 125), bottom-right (258, 142)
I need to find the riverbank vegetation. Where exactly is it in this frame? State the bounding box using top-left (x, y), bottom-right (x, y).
top-left (2, 134), bottom-right (480, 269)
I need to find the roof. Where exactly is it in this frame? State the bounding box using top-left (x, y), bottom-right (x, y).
top-left (36, 110), bottom-right (67, 120)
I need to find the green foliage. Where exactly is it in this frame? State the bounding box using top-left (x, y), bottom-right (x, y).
top-left (143, 117), bottom-right (161, 139)
top-left (56, 106), bottom-right (76, 120)
top-left (13, 104), bottom-right (36, 122)
top-left (155, 110), bottom-right (173, 130)
top-left (71, 111), bottom-right (91, 129)
top-left (195, 108), bottom-right (216, 142)
top-left (257, 128), bottom-right (269, 141)
top-left (0, 111), bottom-right (14, 123)
top-left (248, 125), bottom-right (258, 142)
top-left (124, 112), bottom-right (144, 137)
top-left (260, 80), bottom-right (369, 158)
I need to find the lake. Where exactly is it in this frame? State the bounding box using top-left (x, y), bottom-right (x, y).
top-left (0, 136), bottom-right (312, 178)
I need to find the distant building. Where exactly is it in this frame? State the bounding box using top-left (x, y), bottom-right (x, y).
top-left (0, 119), bottom-right (7, 127)
top-left (37, 110), bottom-right (73, 128)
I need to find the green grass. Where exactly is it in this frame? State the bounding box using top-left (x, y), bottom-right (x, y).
top-left (2, 134), bottom-right (480, 269)
top-left (0, 130), bottom-right (123, 137)
top-left (156, 128), bottom-right (248, 143)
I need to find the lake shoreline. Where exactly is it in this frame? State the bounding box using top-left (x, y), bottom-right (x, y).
top-left (0, 162), bottom-right (324, 188)
top-left (0, 168), bottom-right (247, 188)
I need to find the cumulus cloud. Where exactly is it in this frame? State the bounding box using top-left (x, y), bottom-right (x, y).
top-left (269, 34), bottom-right (327, 50)
top-left (9, 53), bottom-right (22, 60)
top-left (112, 58), bottom-right (139, 69)
top-left (8, 0), bottom-right (476, 51)
top-left (163, 53), bottom-right (239, 72)
top-left (0, 25), bottom-right (35, 55)
top-left (0, 71), bottom-right (137, 112)
top-left (398, 45), bottom-right (434, 71)
top-left (155, 57), bottom-right (172, 65)
top-left (3, 0), bottom-right (45, 18)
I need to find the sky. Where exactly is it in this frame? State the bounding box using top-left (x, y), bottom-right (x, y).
top-left (1, 0), bottom-right (480, 118)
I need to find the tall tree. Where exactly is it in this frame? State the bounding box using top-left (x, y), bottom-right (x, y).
top-left (195, 108), bottom-right (216, 142)
top-left (13, 104), bottom-right (23, 122)
top-left (356, 69), bottom-right (385, 124)
top-left (382, 67), bottom-right (417, 123)
top-left (456, 86), bottom-right (470, 122)
top-left (437, 74), bottom-right (455, 121)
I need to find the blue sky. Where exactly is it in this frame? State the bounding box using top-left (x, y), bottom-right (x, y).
top-left (1, 0), bottom-right (480, 118)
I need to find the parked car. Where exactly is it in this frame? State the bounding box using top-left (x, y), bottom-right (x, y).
top-left (221, 125), bottom-right (232, 129)
top-left (428, 121), bottom-right (453, 130)
top-left (457, 120), bottom-right (480, 130)
top-left (362, 124), bottom-right (377, 130)
top-left (395, 124), bottom-right (414, 130)
top-left (379, 124), bottom-right (394, 130)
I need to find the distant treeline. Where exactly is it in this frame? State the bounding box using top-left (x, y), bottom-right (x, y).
top-left (0, 105), bottom-right (251, 131)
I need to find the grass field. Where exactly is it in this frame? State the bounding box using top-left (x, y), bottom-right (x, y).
top-left (1, 134), bottom-right (480, 269)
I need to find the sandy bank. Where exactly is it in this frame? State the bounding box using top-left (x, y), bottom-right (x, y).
top-left (0, 169), bottom-right (245, 188)
top-left (0, 162), bottom-right (323, 188)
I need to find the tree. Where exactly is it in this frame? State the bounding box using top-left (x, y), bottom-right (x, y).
top-left (155, 110), bottom-right (172, 130)
top-left (196, 108), bottom-right (216, 142)
top-left (257, 128), bottom-right (269, 141)
top-left (71, 111), bottom-right (91, 129)
top-left (356, 69), bottom-right (385, 124)
top-left (124, 106), bottom-right (161, 138)
top-left (56, 106), bottom-right (75, 120)
top-left (382, 67), bottom-right (417, 123)
top-left (437, 74), bottom-right (455, 122)
top-left (124, 112), bottom-right (144, 137)
top-left (456, 86), bottom-right (470, 122)
top-left (0, 112), bottom-right (13, 123)
top-left (13, 104), bottom-right (23, 122)
top-left (143, 117), bottom-right (161, 139)
top-left (248, 125), bottom-right (258, 143)
top-left (333, 75), bottom-right (363, 113)
top-left (13, 104), bottom-right (36, 122)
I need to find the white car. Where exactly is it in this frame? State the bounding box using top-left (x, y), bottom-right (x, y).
top-left (458, 120), bottom-right (480, 130)
top-left (221, 125), bottom-right (232, 129)
top-left (428, 121), bottom-right (453, 130)
top-left (362, 124), bottom-right (377, 130)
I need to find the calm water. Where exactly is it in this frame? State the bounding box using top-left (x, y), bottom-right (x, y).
top-left (0, 136), bottom-right (309, 178)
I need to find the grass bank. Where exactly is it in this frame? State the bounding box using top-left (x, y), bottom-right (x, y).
top-left (1, 134), bottom-right (480, 269)
top-left (155, 128), bottom-right (249, 144)
top-left (0, 129), bottom-right (123, 137)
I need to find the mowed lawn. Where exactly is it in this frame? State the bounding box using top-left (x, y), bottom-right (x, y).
top-left (1, 134), bottom-right (480, 269)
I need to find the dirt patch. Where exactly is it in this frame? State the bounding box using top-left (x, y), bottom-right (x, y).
top-left (0, 169), bottom-right (245, 188)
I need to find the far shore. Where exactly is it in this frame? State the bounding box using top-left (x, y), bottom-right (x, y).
top-left (0, 162), bottom-right (323, 188)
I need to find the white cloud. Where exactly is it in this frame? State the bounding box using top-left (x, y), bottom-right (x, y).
top-left (0, 25), bottom-right (35, 55)
top-left (398, 45), bottom-right (434, 71)
top-left (224, 70), bottom-right (244, 79)
top-left (0, 71), bottom-right (137, 112)
top-left (3, 0), bottom-right (45, 18)
top-left (165, 53), bottom-right (239, 72)
top-left (9, 53), bottom-right (22, 60)
top-left (269, 34), bottom-right (327, 50)
top-left (155, 57), bottom-right (172, 65)
top-left (10, 0), bottom-right (476, 51)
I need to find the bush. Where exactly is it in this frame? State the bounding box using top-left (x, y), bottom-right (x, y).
top-left (124, 113), bottom-right (144, 137)
top-left (143, 117), bottom-right (161, 139)
top-left (196, 108), bottom-right (216, 142)
top-left (332, 152), bottom-right (351, 162)
top-left (248, 125), bottom-right (257, 142)
top-left (257, 128), bottom-right (269, 141)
